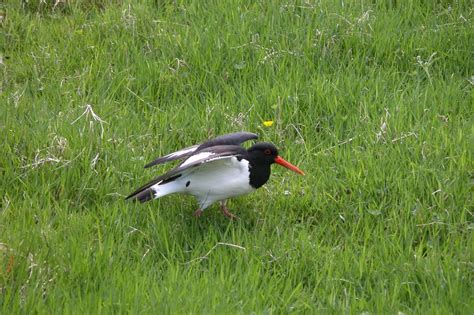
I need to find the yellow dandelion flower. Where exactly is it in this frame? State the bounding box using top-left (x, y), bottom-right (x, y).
top-left (263, 120), bottom-right (274, 127)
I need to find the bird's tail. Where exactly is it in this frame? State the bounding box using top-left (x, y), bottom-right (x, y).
top-left (126, 187), bottom-right (155, 203)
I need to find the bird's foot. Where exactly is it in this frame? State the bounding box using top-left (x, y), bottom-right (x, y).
top-left (220, 205), bottom-right (239, 220)
top-left (193, 209), bottom-right (203, 218)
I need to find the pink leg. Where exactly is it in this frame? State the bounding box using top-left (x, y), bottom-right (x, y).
top-left (193, 208), bottom-right (203, 218)
top-left (219, 200), bottom-right (238, 220)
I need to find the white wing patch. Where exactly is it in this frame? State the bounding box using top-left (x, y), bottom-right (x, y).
top-left (180, 151), bottom-right (216, 167)
top-left (165, 145), bottom-right (199, 160)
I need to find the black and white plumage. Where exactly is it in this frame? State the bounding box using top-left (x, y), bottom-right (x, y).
top-left (126, 132), bottom-right (304, 218)
top-left (143, 132), bottom-right (258, 168)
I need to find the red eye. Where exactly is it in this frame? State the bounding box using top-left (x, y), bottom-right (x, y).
top-left (264, 149), bottom-right (272, 155)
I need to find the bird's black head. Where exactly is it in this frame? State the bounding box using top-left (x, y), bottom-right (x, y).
top-left (246, 142), bottom-right (305, 189)
top-left (247, 142), bottom-right (279, 164)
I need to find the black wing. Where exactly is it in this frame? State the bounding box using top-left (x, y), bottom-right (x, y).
top-left (126, 145), bottom-right (247, 202)
top-left (144, 144), bottom-right (199, 168)
top-left (144, 131), bottom-right (258, 168)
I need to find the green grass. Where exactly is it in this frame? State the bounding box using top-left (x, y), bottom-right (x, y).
top-left (1, 0), bottom-right (473, 313)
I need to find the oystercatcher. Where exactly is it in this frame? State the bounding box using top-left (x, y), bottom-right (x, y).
top-left (126, 132), bottom-right (304, 219)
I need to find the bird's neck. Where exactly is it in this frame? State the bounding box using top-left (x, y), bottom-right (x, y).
top-left (248, 160), bottom-right (271, 189)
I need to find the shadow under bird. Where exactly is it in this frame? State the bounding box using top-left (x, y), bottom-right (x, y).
top-left (126, 132), bottom-right (305, 219)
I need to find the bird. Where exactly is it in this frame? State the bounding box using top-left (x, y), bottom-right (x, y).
top-left (126, 132), bottom-right (305, 219)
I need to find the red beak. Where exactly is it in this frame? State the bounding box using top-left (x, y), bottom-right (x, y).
top-left (274, 156), bottom-right (305, 175)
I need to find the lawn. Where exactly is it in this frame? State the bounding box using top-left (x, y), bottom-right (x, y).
top-left (1, 0), bottom-right (472, 313)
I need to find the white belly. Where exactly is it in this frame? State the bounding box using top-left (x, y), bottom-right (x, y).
top-left (182, 157), bottom-right (255, 209)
